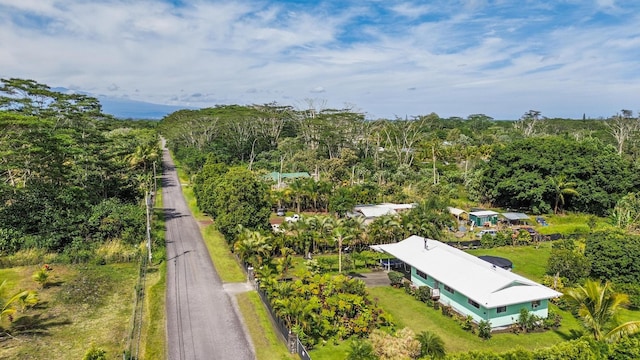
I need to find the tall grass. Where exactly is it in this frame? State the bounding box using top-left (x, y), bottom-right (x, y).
top-left (0, 248), bottom-right (57, 268)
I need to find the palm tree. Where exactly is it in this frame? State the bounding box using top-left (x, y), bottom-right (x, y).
top-left (1, 280), bottom-right (38, 323)
top-left (415, 330), bottom-right (446, 359)
top-left (563, 279), bottom-right (640, 342)
top-left (548, 175), bottom-right (579, 214)
top-left (332, 226), bottom-right (353, 274)
top-left (346, 339), bottom-right (377, 360)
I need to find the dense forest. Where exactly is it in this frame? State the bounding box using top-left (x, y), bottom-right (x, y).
top-left (0, 78), bottom-right (160, 262)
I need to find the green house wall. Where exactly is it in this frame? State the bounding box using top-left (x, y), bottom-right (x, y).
top-left (410, 267), bottom-right (550, 328)
top-left (469, 214), bottom-right (498, 226)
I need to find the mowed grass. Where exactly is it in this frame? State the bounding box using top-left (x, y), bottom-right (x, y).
top-left (467, 242), bottom-right (553, 282)
top-left (202, 225), bottom-right (246, 282)
top-left (236, 292), bottom-right (296, 360)
top-left (0, 263), bottom-right (138, 359)
top-left (368, 286), bottom-right (583, 354)
top-left (308, 340), bottom-right (351, 360)
top-left (140, 188), bottom-right (168, 360)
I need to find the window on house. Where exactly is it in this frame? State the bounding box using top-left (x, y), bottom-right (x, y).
top-left (444, 285), bottom-right (454, 294)
top-left (532, 300), bottom-right (541, 308)
top-left (468, 298), bottom-right (480, 308)
top-left (497, 306), bottom-right (507, 313)
top-left (416, 270), bottom-right (427, 280)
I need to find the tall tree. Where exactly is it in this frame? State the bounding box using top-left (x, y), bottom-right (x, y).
top-left (547, 174), bottom-right (579, 214)
top-left (605, 110), bottom-right (639, 156)
top-left (211, 166), bottom-right (271, 240)
top-left (563, 279), bottom-right (640, 342)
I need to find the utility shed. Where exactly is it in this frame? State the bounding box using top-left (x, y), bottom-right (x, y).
top-left (501, 212), bottom-right (530, 225)
top-left (469, 210), bottom-right (499, 227)
top-left (447, 207), bottom-right (467, 221)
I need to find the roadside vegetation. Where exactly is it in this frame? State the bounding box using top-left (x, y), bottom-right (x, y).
top-left (161, 103), bottom-right (640, 358)
top-left (0, 78), bottom-right (162, 358)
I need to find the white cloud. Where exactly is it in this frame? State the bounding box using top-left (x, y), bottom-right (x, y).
top-left (1, 0), bottom-right (639, 119)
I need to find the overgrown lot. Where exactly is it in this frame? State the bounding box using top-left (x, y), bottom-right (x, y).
top-left (0, 263), bottom-right (138, 359)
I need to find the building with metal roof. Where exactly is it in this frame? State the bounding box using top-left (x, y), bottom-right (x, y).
top-left (501, 212), bottom-right (531, 225)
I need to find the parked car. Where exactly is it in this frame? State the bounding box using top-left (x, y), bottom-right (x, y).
top-left (276, 208), bottom-right (286, 216)
top-left (285, 214), bottom-right (300, 223)
top-left (477, 229), bottom-right (498, 238)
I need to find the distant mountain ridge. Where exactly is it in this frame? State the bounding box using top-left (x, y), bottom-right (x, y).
top-left (51, 87), bottom-right (194, 119)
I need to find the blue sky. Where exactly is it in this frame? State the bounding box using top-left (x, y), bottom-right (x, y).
top-left (1, 0), bottom-right (639, 119)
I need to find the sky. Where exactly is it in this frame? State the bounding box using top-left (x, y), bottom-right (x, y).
top-left (1, 0), bottom-right (639, 120)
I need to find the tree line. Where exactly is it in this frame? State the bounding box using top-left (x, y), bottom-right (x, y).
top-left (0, 78), bottom-right (160, 262)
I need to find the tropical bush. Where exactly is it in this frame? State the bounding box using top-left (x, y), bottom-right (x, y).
top-left (259, 272), bottom-right (393, 347)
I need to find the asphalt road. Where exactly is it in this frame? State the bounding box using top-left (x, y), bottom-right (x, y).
top-left (162, 147), bottom-right (254, 360)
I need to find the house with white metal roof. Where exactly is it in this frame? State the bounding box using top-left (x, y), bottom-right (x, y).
top-left (371, 235), bottom-right (562, 328)
top-left (353, 203), bottom-right (415, 224)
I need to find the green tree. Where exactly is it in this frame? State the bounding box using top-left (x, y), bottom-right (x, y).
top-left (332, 225), bottom-right (354, 273)
top-left (546, 247), bottom-right (590, 284)
top-left (563, 279), bottom-right (640, 342)
top-left (547, 174), bottom-right (579, 214)
top-left (415, 330), bottom-right (446, 359)
top-left (585, 231), bottom-right (640, 284)
top-left (211, 166), bottom-right (271, 240)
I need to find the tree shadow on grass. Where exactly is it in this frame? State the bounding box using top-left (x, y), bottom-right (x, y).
top-left (553, 328), bottom-right (585, 341)
top-left (9, 313), bottom-right (72, 337)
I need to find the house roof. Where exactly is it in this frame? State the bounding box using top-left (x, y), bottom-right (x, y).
top-left (354, 205), bottom-right (397, 218)
top-left (447, 207), bottom-right (466, 217)
top-left (371, 236), bottom-right (561, 308)
top-left (501, 212), bottom-right (530, 221)
top-left (469, 210), bottom-right (499, 217)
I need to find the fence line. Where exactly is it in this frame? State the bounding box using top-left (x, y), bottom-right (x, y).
top-left (252, 277), bottom-right (312, 360)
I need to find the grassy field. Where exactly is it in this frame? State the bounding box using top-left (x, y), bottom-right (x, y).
top-left (467, 242), bottom-right (552, 282)
top-left (0, 263), bottom-right (139, 359)
top-left (367, 287), bottom-right (583, 354)
top-left (536, 212), bottom-right (611, 236)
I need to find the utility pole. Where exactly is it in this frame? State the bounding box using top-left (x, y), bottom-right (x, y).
top-left (145, 192), bottom-right (152, 262)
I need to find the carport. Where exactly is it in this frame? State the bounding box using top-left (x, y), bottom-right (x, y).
top-left (501, 212), bottom-right (530, 225)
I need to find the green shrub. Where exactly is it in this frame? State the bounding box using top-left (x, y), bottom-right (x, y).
top-left (477, 320), bottom-right (492, 340)
top-left (414, 286), bottom-right (431, 303)
top-left (83, 345), bottom-right (107, 360)
top-left (388, 271), bottom-right (404, 287)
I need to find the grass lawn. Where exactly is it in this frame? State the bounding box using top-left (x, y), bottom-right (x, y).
top-left (308, 340), bottom-right (351, 360)
top-left (368, 286), bottom-right (583, 354)
top-left (202, 225), bottom-right (246, 282)
top-left (467, 242), bottom-right (552, 282)
top-left (236, 291), bottom-right (296, 360)
top-left (0, 263), bottom-right (139, 359)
